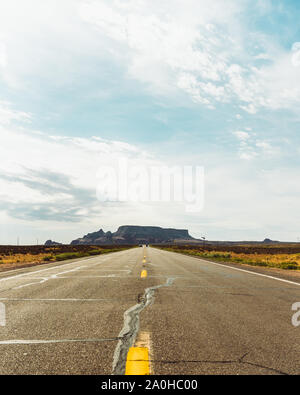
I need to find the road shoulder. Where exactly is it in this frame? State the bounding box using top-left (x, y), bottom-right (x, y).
top-left (158, 249), bottom-right (300, 285)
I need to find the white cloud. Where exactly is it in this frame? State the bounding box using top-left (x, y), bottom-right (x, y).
top-left (78, 0), bottom-right (237, 105)
top-left (0, 119), bottom-right (299, 242)
top-left (0, 101), bottom-right (32, 125)
top-left (255, 53), bottom-right (271, 60)
top-left (0, 0), bottom-right (299, 113)
top-left (200, 162), bottom-right (300, 241)
top-left (77, 1), bottom-right (300, 113)
top-left (232, 129), bottom-right (280, 160)
top-left (233, 131), bottom-right (250, 141)
top-left (255, 140), bottom-right (278, 156)
top-left (0, 41), bottom-right (7, 69)
top-left (0, 127), bottom-right (152, 194)
top-left (291, 42), bottom-right (300, 67)
top-left (239, 152), bottom-right (258, 160)
top-left (1, 123), bottom-right (189, 233)
top-left (0, 0), bottom-right (107, 89)
top-left (240, 104), bottom-right (258, 115)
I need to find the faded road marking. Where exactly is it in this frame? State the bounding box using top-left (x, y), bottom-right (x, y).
top-left (13, 278), bottom-right (49, 290)
top-left (0, 303), bottom-right (5, 327)
top-left (141, 270), bottom-right (147, 278)
top-left (135, 331), bottom-right (153, 374)
top-left (11, 266), bottom-right (84, 289)
top-left (0, 255), bottom-right (115, 283)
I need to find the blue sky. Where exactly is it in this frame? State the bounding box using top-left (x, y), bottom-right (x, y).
top-left (1, 0), bottom-right (300, 244)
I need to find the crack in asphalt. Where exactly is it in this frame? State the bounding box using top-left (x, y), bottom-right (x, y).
top-left (149, 352), bottom-right (289, 375)
top-left (0, 338), bottom-right (120, 345)
top-left (112, 277), bottom-right (176, 375)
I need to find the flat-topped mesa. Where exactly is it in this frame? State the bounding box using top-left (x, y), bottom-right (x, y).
top-left (70, 225), bottom-right (194, 245)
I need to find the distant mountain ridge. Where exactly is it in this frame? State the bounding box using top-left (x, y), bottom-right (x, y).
top-left (70, 225), bottom-right (194, 245)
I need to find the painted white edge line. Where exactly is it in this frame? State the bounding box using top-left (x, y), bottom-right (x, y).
top-left (160, 249), bottom-right (300, 287)
top-left (0, 254), bottom-right (109, 276)
top-left (0, 248), bottom-right (135, 283)
top-left (0, 248), bottom-right (134, 277)
top-left (0, 257), bottom-right (107, 283)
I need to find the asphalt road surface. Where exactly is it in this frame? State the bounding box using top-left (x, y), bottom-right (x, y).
top-left (0, 246), bottom-right (299, 375)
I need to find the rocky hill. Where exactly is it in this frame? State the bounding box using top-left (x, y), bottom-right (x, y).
top-left (44, 240), bottom-right (62, 246)
top-left (70, 225), bottom-right (194, 245)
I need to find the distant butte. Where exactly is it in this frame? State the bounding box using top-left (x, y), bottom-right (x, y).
top-left (70, 225), bottom-right (194, 245)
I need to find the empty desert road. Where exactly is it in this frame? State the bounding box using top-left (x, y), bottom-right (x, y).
top-left (0, 246), bottom-right (299, 375)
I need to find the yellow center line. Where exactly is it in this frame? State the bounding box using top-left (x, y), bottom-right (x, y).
top-left (125, 347), bottom-right (150, 375)
top-left (141, 270), bottom-right (147, 278)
